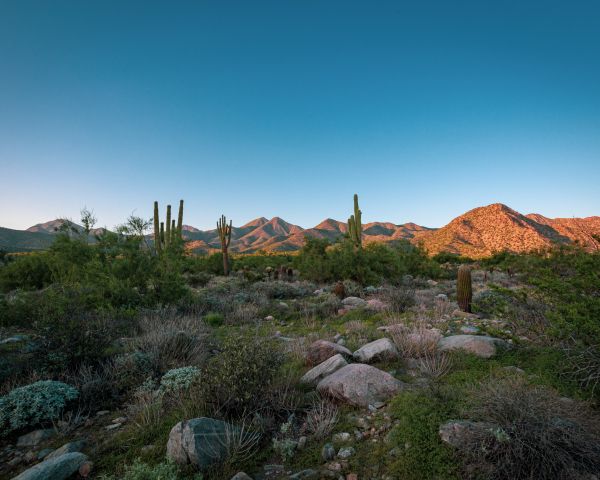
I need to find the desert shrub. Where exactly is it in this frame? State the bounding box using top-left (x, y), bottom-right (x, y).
top-left (160, 366), bottom-right (201, 393)
top-left (126, 379), bottom-right (163, 429)
top-left (459, 376), bottom-right (600, 480)
top-left (69, 363), bottom-right (118, 411)
top-left (296, 238), bottom-right (443, 285)
top-left (251, 280), bottom-right (315, 299)
top-left (111, 351), bottom-right (155, 393)
top-left (185, 252), bottom-right (232, 276)
top-left (133, 311), bottom-right (210, 372)
top-left (472, 288), bottom-right (512, 317)
top-left (0, 253), bottom-right (53, 292)
top-left (304, 398), bottom-right (339, 439)
top-left (99, 459), bottom-right (198, 480)
top-left (342, 279), bottom-right (362, 297)
top-left (561, 341), bottom-right (600, 397)
top-left (198, 335), bottom-right (284, 417)
top-left (0, 380), bottom-right (78, 434)
top-left (387, 391), bottom-right (460, 479)
top-left (204, 312), bottom-right (224, 327)
top-left (34, 303), bottom-right (121, 373)
top-left (381, 286), bottom-right (416, 314)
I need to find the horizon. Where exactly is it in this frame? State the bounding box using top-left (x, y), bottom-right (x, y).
top-left (2, 1), bottom-right (599, 230)
top-left (12, 201), bottom-right (600, 233)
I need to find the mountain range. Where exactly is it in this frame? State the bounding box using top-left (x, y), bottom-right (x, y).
top-left (1, 203), bottom-right (599, 257)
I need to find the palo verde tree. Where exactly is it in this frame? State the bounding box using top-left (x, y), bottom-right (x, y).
top-left (153, 200), bottom-right (184, 254)
top-left (217, 214), bottom-right (233, 276)
top-left (347, 193), bottom-right (363, 249)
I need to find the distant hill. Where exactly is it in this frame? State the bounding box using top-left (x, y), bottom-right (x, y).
top-left (2, 204), bottom-right (599, 256)
top-left (413, 203), bottom-right (600, 258)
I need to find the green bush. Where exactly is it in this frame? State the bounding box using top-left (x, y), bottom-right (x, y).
top-left (112, 351), bottom-right (155, 393)
top-left (0, 253), bottom-right (52, 292)
top-left (160, 366), bottom-right (200, 393)
top-left (204, 312), bottom-right (224, 327)
top-left (295, 238), bottom-right (443, 285)
top-left (199, 335), bottom-right (284, 417)
top-left (0, 380), bottom-right (79, 434)
top-left (99, 459), bottom-right (200, 480)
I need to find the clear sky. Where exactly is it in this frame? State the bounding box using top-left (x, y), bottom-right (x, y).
top-left (1, 1), bottom-right (599, 231)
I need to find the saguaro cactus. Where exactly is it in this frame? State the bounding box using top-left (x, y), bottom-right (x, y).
top-left (153, 200), bottom-right (184, 254)
top-left (217, 214), bottom-right (233, 276)
top-left (347, 193), bottom-right (363, 248)
top-left (165, 205), bottom-right (172, 248)
top-left (153, 201), bottom-right (161, 254)
top-left (457, 265), bottom-right (473, 313)
top-left (176, 200), bottom-right (184, 236)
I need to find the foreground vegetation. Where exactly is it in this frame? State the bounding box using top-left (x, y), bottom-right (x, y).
top-left (0, 207), bottom-right (599, 480)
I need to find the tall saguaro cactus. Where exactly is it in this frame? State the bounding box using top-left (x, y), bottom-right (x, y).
top-left (153, 201), bottom-right (162, 254)
top-left (347, 193), bottom-right (363, 248)
top-left (457, 265), bottom-right (473, 313)
top-left (176, 200), bottom-right (184, 236)
top-left (165, 205), bottom-right (172, 249)
top-left (217, 214), bottom-right (233, 276)
top-left (153, 200), bottom-right (184, 254)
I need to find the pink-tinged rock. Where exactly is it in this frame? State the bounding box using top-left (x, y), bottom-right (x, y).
top-left (353, 338), bottom-right (398, 363)
top-left (317, 364), bottom-right (404, 408)
top-left (306, 340), bottom-right (352, 366)
top-left (300, 354), bottom-right (348, 386)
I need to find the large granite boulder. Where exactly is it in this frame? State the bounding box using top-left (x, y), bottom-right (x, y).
top-left (167, 417), bottom-right (237, 470)
top-left (353, 338), bottom-right (398, 363)
top-left (316, 364), bottom-right (404, 407)
top-left (305, 340), bottom-right (352, 366)
top-left (438, 335), bottom-right (508, 358)
top-left (300, 354), bottom-right (348, 386)
top-left (13, 452), bottom-right (88, 480)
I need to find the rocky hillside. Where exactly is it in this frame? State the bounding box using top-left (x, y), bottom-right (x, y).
top-left (413, 203), bottom-right (600, 258)
top-left (3, 204), bottom-right (599, 256)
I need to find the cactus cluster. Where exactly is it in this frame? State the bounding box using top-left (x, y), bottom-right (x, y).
top-left (348, 193), bottom-right (363, 248)
top-left (153, 200), bottom-right (184, 254)
top-left (217, 214), bottom-right (233, 276)
top-left (457, 264), bottom-right (473, 312)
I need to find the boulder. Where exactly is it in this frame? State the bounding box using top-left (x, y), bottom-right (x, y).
top-left (317, 364), bottom-right (404, 408)
top-left (230, 473), bottom-right (253, 480)
top-left (17, 429), bottom-right (55, 447)
top-left (167, 417), bottom-right (237, 469)
top-left (353, 338), bottom-right (398, 363)
top-left (306, 340), bottom-right (352, 366)
top-left (12, 452), bottom-right (88, 480)
top-left (46, 440), bottom-right (86, 460)
top-left (341, 297), bottom-right (367, 308)
top-left (451, 309), bottom-right (479, 319)
top-left (300, 354), bottom-right (348, 386)
top-left (438, 335), bottom-right (508, 358)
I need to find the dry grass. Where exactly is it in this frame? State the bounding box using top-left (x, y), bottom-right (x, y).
top-left (418, 350), bottom-right (452, 380)
top-left (127, 385), bottom-right (164, 429)
top-left (132, 310), bottom-right (210, 371)
top-left (461, 376), bottom-right (600, 480)
top-left (389, 322), bottom-right (441, 359)
top-left (304, 398), bottom-right (339, 439)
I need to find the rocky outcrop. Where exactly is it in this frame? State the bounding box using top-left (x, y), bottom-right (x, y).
top-left (167, 417), bottom-right (235, 470)
top-left (300, 354), bottom-right (348, 386)
top-left (353, 338), bottom-right (398, 363)
top-left (13, 452), bottom-right (88, 480)
top-left (317, 364), bottom-right (404, 408)
top-left (305, 340), bottom-right (352, 366)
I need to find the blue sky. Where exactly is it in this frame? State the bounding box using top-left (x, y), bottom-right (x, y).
top-left (1, 0), bottom-right (599, 230)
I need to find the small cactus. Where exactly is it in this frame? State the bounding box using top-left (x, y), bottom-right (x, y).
top-left (457, 265), bottom-right (473, 313)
